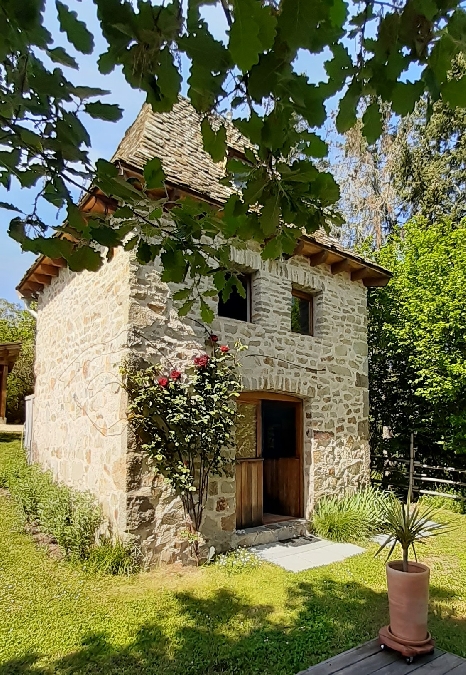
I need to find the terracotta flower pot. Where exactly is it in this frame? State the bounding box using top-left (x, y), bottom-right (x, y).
top-left (386, 560), bottom-right (430, 643)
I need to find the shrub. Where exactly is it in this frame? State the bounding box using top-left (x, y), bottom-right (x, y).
top-left (7, 457), bottom-right (102, 560)
top-left (214, 548), bottom-right (262, 574)
top-left (38, 483), bottom-right (102, 559)
top-left (419, 491), bottom-right (466, 514)
top-left (310, 487), bottom-right (390, 543)
top-left (9, 465), bottom-right (53, 522)
top-left (82, 539), bottom-right (141, 575)
top-left (0, 436), bottom-right (28, 488)
top-left (2, 444), bottom-right (105, 563)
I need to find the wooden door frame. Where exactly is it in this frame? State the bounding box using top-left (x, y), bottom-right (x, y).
top-left (237, 391), bottom-right (304, 519)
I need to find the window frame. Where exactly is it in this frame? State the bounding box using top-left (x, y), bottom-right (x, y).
top-left (218, 273), bottom-right (252, 323)
top-left (291, 288), bottom-right (314, 336)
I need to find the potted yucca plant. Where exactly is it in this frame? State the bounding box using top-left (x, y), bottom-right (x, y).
top-left (376, 498), bottom-right (447, 646)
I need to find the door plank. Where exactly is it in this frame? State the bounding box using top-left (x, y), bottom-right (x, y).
top-left (236, 463), bottom-right (243, 528)
top-left (236, 460), bottom-right (263, 528)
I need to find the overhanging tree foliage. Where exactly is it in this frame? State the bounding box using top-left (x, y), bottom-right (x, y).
top-left (369, 217), bottom-right (466, 465)
top-left (3, 0), bottom-right (466, 313)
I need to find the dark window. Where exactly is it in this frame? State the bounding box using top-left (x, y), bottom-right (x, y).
top-left (218, 274), bottom-right (251, 322)
top-left (261, 400), bottom-right (297, 459)
top-left (291, 289), bottom-right (313, 336)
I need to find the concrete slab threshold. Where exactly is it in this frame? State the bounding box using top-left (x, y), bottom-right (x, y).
top-left (372, 521), bottom-right (440, 547)
top-left (251, 536), bottom-right (365, 573)
top-left (0, 424), bottom-right (23, 433)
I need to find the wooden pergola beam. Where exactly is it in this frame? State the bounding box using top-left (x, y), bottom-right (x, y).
top-left (0, 365), bottom-right (7, 420)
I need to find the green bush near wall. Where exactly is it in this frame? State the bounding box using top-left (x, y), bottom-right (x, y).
top-left (8, 461), bottom-right (102, 560)
top-left (310, 487), bottom-right (390, 543)
top-left (1, 438), bottom-right (139, 573)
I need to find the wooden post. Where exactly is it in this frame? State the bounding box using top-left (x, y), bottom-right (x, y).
top-left (408, 432), bottom-right (415, 504)
top-left (0, 365), bottom-right (8, 421)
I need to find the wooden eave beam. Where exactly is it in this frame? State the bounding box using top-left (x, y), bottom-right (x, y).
top-left (30, 272), bottom-right (52, 285)
top-left (49, 257), bottom-right (66, 268)
top-left (309, 250), bottom-right (329, 266)
top-left (363, 277), bottom-right (388, 287)
top-left (351, 267), bottom-right (370, 281)
top-left (40, 263), bottom-right (60, 277)
top-left (331, 258), bottom-right (352, 275)
top-left (293, 241), bottom-right (304, 255)
top-left (23, 281), bottom-right (43, 293)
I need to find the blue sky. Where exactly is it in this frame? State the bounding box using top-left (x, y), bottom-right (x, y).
top-left (0, 1), bottom-right (345, 305)
top-left (0, 1), bottom-right (147, 304)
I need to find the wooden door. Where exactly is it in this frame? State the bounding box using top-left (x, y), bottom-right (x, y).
top-left (235, 393), bottom-right (303, 527)
top-left (235, 400), bottom-right (263, 528)
top-left (260, 395), bottom-right (303, 519)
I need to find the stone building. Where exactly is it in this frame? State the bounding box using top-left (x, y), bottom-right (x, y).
top-left (17, 100), bottom-right (391, 565)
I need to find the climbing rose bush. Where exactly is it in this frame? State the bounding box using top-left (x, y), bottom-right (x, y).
top-left (123, 339), bottom-right (245, 532)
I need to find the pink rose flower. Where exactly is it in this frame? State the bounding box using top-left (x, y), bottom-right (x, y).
top-left (193, 354), bottom-right (209, 368)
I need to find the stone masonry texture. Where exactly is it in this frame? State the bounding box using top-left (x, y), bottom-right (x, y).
top-left (31, 248), bottom-right (131, 535)
top-left (30, 242), bottom-right (370, 565)
top-left (28, 99), bottom-right (375, 565)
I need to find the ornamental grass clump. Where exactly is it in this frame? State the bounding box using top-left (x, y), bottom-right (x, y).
top-left (82, 538), bottom-right (142, 575)
top-left (123, 338), bottom-right (244, 548)
top-left (311, 486), bottom-right (390, 542)
top-left (376, 498), bottom-right (447, 571)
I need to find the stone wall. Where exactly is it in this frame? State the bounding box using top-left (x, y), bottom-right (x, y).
top-left (126, 245), bottom-right (370, 563)
top-left (30, 239), bottom-right (370, 564)
top-left (31, 249), bottom-right (131, 535)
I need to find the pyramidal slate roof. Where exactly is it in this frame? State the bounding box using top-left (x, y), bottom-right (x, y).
top-left (113, 98), bottom-right (241, 204)
top-left (111, 98), bottom-right (375, 262)
top-left (17, 99), bottom-right (391, 298)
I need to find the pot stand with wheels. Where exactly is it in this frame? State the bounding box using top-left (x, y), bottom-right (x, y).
top-left (379, 625), bottom-right (435, 664)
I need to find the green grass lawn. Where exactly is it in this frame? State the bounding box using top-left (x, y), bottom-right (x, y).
top-left (1, 435), bottom-right (466, 675)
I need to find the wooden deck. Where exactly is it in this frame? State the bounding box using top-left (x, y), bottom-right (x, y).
top-left (298, 639), bottom-right (466, 674)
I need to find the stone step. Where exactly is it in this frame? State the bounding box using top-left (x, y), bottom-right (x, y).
top-left (231, 518), bottom-right (308, 549)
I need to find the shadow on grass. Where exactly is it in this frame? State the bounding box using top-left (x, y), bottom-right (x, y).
top-left (0, 432), bottom-right (22, 443)
top-left (0, 579), bottom-right (383, 675)
top-left (1, 578), bottom-right (465, 675)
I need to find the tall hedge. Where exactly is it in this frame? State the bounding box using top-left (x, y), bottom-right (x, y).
top-left (369, 217), bottom-right (466, 465)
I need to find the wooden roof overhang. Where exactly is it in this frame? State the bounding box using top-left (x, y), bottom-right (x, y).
top-left (294, 236), bottom-right (391, 287)
top-left (0, 342), bottom-right (22, 369)
top-left (17, 161), bottom-right (391, 298)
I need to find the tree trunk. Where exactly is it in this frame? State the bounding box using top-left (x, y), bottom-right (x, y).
top-left (402, 546), bottom-right (409, 573)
